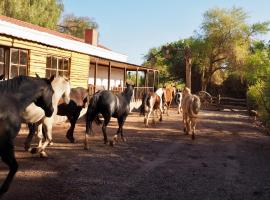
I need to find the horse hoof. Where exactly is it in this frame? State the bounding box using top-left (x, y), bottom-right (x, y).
top-left (48, 142), bottom-right (54, 146)
top-left (84, 146), bottom-right (89, 150)
top-left (109, 140), bottom-right (114, 147)
top-left (192, 135), bottom-right (195, 140)
top-left (24, 145), bottom-right (31, 152)
top-left (66, 135), bottom-right (75, 143)
top-left (40, 151), bottom-right (48, 158)
top-left (30, 147), bottom-right (39, 154)
top-left (122, 137), bottom-right (127, 142)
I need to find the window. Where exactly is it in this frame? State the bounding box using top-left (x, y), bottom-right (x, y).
top-left (46, 56), bottom-right (70, 78)
top-left (10, 48), bottom-right (28, 78)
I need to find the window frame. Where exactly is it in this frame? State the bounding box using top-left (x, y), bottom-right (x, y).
top-left (45, 55), bottom-right (70, 78)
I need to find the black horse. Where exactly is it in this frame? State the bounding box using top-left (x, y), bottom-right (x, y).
top-left (85, 83), bottom-right (134, 149)
top-left (57, 87), bottom-right (88, 143)
top-left (0, 75), bottom-right (55, 196)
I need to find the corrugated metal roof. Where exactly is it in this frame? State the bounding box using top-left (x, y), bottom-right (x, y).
top-left (0, 15), bottom-right (127, 62)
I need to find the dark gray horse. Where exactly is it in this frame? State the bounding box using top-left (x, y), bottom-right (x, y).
top-left (0, 75), bottom-right (54, 196)
top-left (85, 83), bottom-right (134, 149)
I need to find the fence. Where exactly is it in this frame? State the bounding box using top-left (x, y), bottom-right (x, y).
top-left (88, 85), bottom-right (154, 102)
top-left (212, 95), bottom-right (247, 110)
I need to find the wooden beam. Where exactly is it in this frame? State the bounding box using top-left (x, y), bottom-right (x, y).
top-left (124, 65), bottom-right (127, 85)
top-left (94, 61), bottom-right (97, 93)
top-left (108, 61), bottom-right (111, 90)
top-left (153, 70), bottom-right (156, 88)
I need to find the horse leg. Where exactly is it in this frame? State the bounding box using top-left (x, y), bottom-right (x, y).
top-left (66, 114), bottom-right (78, 143)
top-left (24, 123), bottom-right (37, 151)
top-left (191, 118), bottom-right (196, 140)
top-left (39, 120), bottom-right (54, 158)
top-left (152, 109), bottom-right (156, 124)
top-left (145, 109), bottom-right (152, 127)
top-left (115, 115), bottom-right (127, 143)
top-left (183, 113), bottom-right (188, 134)
top-left (0, 146), bottom-right (18, 195)
top-left (30, 124), bottom-right (43, 154)
top-left (158, 107), bottom-right (163, 121)
top-left (102, 115), bottom-right (111, 145)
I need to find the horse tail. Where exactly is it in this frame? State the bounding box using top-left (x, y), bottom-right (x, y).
top-left (86, 92), bottom-right (101, 132)
top-left (190, 95), bottom-right (201, 117)
top-left (140, 93), bottom-right (148, 115)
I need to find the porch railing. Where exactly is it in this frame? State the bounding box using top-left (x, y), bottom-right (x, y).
top-left (88, 85), bottom-right (154, 101)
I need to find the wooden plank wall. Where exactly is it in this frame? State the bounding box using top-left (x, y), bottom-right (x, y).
top-left (0, 35), bottom-right (89, 88)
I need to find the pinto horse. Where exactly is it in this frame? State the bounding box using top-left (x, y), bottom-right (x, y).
top-left (181, 87), bottom-right (201, 140)
top-left (23, 76), bottom-right (71, 157)
top-left (140, 92), bottom-right (162, 127)
top-left (175, 89), bottom-right (183, 114)
top-left (57, 87), bottom-right (88, 143)
top-left (85, 83), bottom-right (134, 149)
top-left (0, 75), bottom-right (54, 196)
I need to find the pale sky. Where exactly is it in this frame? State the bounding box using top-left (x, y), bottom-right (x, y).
top-left (63, 0), bottom-right (270, 65)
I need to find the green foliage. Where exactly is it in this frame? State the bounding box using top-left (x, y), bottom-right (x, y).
top-left (0, 0), bottom-right (63, 30)
top-left (247, 80), bottom-right (270, 125)
top-left (58, 13), bottom-right (98, 39)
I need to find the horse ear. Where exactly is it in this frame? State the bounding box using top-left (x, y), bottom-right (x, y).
top-left (49, 75), bottom-right (55, 83)
top-left (35, 73), bottom-right (40, 78)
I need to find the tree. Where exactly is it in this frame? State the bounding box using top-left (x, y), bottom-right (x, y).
top-left (58, 14), bottom-right (98, 39)
top-left (194, 7), bottom-right (269, 90)
top-left (0, 0), bottom-right (63, 30)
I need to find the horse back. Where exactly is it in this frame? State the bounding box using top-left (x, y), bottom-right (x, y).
top-left (182, 94), bottom-right (201, 117)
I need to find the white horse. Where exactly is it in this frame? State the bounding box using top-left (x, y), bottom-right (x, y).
top-left (22, 76), bottom-right (71, 157)
top-left (155, 88), bottom-right (164, 114)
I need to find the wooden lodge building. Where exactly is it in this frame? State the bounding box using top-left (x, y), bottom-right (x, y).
top-left (0, 15), bottom-right (159, 104)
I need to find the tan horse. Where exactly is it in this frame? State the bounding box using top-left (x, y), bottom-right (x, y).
top-left (181, 87), bottom-right (201, 140)
top-left (163, 86), bottom-right (175, 115)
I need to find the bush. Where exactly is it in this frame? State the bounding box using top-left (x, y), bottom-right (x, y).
top-left (247, 81), bottom-right (270, 126)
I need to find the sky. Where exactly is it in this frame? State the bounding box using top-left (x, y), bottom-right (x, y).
top-left (63, 0), bottom-right (270, 65)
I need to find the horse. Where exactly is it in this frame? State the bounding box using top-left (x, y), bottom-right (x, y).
top-left (198, 91), bottom-right (212, 109)
top-left (155, 88), bottom-right (164, 113)
top-left (57, 87), bottom-right (88, 143)
top-left (163, 86), bottom-right (175, 115)
top-left (23, 76), bottom-right (71, 157)
top-left (140, 92), bottom-right (162, 127)
top-left (85, 83), bottom-right (134, 149)
top-left (0, 75), bottom-right (54, 196)
top-left (175, 89), bottom-right (182, 114)
top-left (181, 87), bottom-right (201, 140)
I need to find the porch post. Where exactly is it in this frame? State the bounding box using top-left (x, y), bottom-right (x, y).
top-left (94, 61), bottom-right (97, 93)
top-left (108, 61), bottom-right (111, 90)
top-left (153, 70), bottom-right (155, 88)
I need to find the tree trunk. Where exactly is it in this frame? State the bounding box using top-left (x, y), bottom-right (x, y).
top-left (184, 46), bottom-right (192, 89)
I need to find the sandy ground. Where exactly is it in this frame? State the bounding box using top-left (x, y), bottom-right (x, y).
top-left (1, 107), bottom-right (270, 200)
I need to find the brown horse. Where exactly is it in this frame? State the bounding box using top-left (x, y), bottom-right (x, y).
top-left (140, 92), bottom-right (162, 127)
top-left (163, 86), bottom-right (175, 115)
top-left (181, 87), bottom-right (201, 140)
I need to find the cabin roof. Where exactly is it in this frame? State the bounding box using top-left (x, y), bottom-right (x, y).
top-left (0, 15), bottom-right (127, 62)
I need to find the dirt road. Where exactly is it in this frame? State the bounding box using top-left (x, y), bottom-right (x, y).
top-left (1, 108), bottom-right (270, 200)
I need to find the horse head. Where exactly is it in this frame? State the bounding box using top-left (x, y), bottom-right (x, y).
top-left (34, 75), bottom-right (55, 117)
top-left (51, 76), bottom-right (71, 105)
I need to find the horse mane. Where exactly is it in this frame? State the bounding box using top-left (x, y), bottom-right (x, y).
top-left (0, 76), bottom-right (28, 92)
top-left (120, 84), bottom-right (134, 103)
